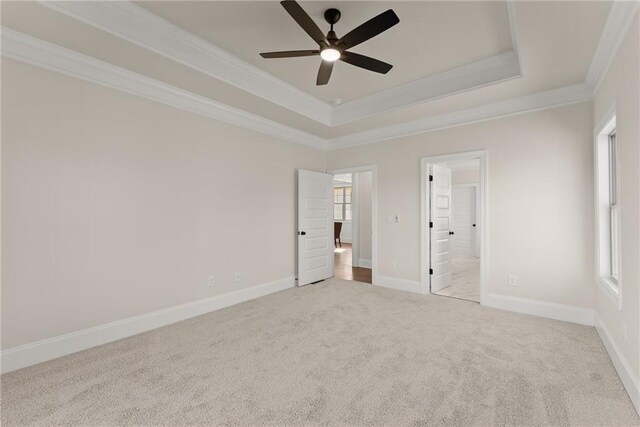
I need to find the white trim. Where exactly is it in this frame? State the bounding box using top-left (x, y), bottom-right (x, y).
top-left (331, 51), bottom-right (521, 126)
top-left (374, 275), bottom-right (423, 295)
top-left (1, 28), bottom-right (327, 150)
top-left (505, 0), bottom-right (522, 78)
top-left (586, 1), bottom-right (640, 92)
top-left (39, 0), bottom-right (332, 125)
top-left (327, 84), bottom-right (592, 149)
top-left (1, 276), bottom-right (295, 374)
top-left (2, 29), bottom-right (596, 152)
top-left (484, 293), bottom-right (595, 326)
top-left (5, 14), bottom-right (630, 153)
top-left (328, 165), bottom-right (378, 283)
top-left (358, 259), bottom-right (372, 269)
top-left (595, 315), bottom-right (640, 415)
top-left (38, 0), bottom-right (522, 126)
top-left (421, 150), bottom-right (488, 304)
top-left (593, 102), bottom-right (622, 310)
top-left (351, 174), bottom-right (360, 267)
top-left (505, 0), bottom-right (520, 54)
top-left (4, 0), bottom-right (633, 149)
top-left (597, 277), bottom-right (621, 309)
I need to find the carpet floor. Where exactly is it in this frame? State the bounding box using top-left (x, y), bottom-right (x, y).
top-left (2, 278), bottom-right (638, 426)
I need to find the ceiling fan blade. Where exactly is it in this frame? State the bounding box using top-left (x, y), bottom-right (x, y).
top-left (260, 50), bottom-right (319, 59)
top-left (340, 52), bottom-right (393, 74)
top-left (316, 60), bottom-right (334, 85)
top-left (280, 0), bottom-right (329, 47)
top-left (337, 9), bottom-right (399, 50)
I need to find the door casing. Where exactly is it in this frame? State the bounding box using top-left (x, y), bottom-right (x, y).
top-left (327, 165), bottom-right (378, 284)
top-left (421, 151), bottom-right (488, 304)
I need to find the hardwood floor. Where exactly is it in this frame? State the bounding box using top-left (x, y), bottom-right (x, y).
top-left (334, 243), bottom-right (372, 283)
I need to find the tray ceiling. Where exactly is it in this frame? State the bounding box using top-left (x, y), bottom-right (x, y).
top-left (137, 1), bottom-right (514, 103)
top-left (0, 1), bottom-right (620, 148)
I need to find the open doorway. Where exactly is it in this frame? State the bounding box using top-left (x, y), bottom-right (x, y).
top-left (332, 171), bottom-right (373, 284)
top-left (421, 152), bottom-right (486, 304)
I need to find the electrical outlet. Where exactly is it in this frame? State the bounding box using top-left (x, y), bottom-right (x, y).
top-left (508, 274), bottom-right (518, 286)
top-left (208, 275), bottom-right (215, 287)
top-left (235, 272), bottom-right (243, 282)
top-left (391, 261), bottom-right (397, 270)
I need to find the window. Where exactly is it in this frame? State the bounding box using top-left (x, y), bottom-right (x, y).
top-left (595, 111), bottom-right (620, 302)
top-left (608, 131), bottom-right (619, 282)
top-left (334, 187), bottom-right (352, 221)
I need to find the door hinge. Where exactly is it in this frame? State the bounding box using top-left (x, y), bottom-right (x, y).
top-left (429, 268), bottom-right (433, 275)
top-left (429, 221), bottom-right (433, 228)
top-left (429, 175), bottom-right (433, 182)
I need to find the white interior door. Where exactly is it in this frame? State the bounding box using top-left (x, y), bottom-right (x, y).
top-left (452, 186), bottom-right (476, 257)
top-left (430, 165), bottom-right (452, 292)
top-left (298, 169), bottom-right (333, 286)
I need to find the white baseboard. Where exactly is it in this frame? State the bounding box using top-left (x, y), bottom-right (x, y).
top-left (358, 259), bottom-right (372, 268)
top-left (1, 276), bottom-right (295, 374)
top-left (595, 315), bottom-right (640, 416)
top-left (374, 275), bottom-right (424, 294)
top-left (484, 293), bottom-right (595, 326)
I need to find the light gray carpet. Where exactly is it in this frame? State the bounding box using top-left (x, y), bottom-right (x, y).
top-left (434, 256), bottom-right (481, 302)
top-left (2, 278), bottom-right (638, 426)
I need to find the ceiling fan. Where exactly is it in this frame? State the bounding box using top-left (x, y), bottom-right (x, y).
top-left (260, 0), bottom-right (400, 86)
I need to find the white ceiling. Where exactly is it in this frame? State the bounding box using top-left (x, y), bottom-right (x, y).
top-left (137, 1), bottom-right (513, 103)
top-left (0, 1), bottom-right (618, 147)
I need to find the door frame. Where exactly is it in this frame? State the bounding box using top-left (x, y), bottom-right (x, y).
top-left (452, 183), bottom-right (480, 258)
top-left (327, 165), bottom-right (378, 283)
top-left (420, 151), bottom-right (488, 304)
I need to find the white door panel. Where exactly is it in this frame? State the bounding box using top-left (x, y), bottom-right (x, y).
top-left (298, 170), bottom-right (333, 286)
top-left (452, 186), bottom-right (477, 257)
top-left (430, 165), bottom-right (452, 292)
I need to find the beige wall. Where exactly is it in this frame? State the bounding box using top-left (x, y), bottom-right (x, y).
top-left (1, 59), bottom-right (326, 349)
top-left (356, 172), bottom-right (373, 262)
top-left (451, 169), bottom-right (480, 185)
top-left (592, 13), bottom-right (639, 380)
top-left (328, 102), bottom-right (595, 309)
top-left (452, 168), bottom-right (480, 185)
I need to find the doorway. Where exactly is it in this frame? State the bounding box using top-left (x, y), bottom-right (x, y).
top-left (329, 167), bottom-right (377, 284)
top-left (421, 152), bottom-right (486, 304)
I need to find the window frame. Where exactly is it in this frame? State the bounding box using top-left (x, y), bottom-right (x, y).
top-left (333, 186), bottom-right (352, 221)
top-left (594, 106), bottom-right (622, 309)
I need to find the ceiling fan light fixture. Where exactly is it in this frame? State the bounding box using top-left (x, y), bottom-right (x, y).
top-left (261, 1), bottom-right (399, 85)
top-left (320, 48), bottom-right (341, 62)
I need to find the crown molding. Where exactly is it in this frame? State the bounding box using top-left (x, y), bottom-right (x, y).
top-left (331, 50), bottom-right (520, 126)
top-left (1, 28), bottom-right (328, 150)
top-left (39, 0), bottom-right (333, 125)
top-left (39, 0), bottom-right (521, 127)
top-left (1, 28), bottom-right (596, 153)
top-left (331, 0), bottom-right (521, 126)
top-left (586, 1), bottom-right (639, 92)
top-left (326, 83), bottom-right (593, 150)
top-left (505, 0), bottom-right (522, 72)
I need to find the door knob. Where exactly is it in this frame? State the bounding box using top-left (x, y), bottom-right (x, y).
top-left (472, 224), bottom-right (476, 227)
top-left (298, 231), bottom-right (306, 236)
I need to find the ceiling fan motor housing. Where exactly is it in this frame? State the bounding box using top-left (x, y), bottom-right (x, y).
top-left (324, 8), bottom-right (341, 26)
